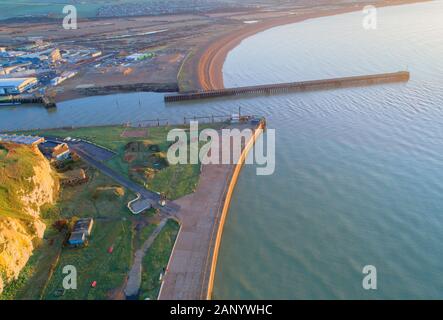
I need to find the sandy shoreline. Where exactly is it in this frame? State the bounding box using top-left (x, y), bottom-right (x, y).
top-left (195, 0), bottom-right (430, 91)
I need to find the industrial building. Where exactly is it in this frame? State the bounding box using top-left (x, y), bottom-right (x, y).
top-left (0, 77), bottom-right (38, 95)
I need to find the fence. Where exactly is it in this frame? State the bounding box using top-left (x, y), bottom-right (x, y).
top-left (1, 112), bottom-right (260, 133)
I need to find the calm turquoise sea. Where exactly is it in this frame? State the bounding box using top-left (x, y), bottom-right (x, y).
top-left (214, 0), bottom-right (443, 299)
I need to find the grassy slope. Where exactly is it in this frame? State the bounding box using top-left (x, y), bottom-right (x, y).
top-left (0, 139), bottom-right (166, 300)
top-left (5, 124), bottom-right (221, 299)
top-left (26, 124), bottom-right (224, 200)
top-left (43, 219), bottom-right (133, 300)
top-left (0, 143), bottom-right (42, 220)
top-left (0, 142), bottom-right (58, 299)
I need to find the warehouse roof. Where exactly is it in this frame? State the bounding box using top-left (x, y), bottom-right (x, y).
top-left (0, 77), bottom-right (37, 87)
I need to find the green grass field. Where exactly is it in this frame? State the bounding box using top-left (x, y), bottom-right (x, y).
top-left (0, 264), bottom-right (33, 300)
top-left (139, 219), bottom-right (179, 300)
top-left (0, 1), bottom-right (142, 20)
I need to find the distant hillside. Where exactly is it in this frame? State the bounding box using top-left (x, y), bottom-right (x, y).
top-left (0, 142), bottom-right (59, 295)
top-left (0, 0), bottom-right (300, 21)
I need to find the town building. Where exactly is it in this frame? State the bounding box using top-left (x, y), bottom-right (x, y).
top-left (0, 77), bottom-right (38, 95)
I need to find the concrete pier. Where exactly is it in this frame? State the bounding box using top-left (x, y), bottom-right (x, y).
top-left (165, 71), bottom-right (410, 102)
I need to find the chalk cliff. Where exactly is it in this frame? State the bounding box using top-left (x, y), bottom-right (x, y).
top-left (0, 142), bottom-right (59, 295)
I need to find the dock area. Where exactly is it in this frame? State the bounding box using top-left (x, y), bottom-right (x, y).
top-left (0, 94), bottom-right (56, 108)
top-left (165, 71), bottom-right (410, 102)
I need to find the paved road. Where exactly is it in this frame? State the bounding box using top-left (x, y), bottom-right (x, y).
top-left (45, 136), bottom-right (179, 215)
top-left (72, 147), bottom-right (152, 196)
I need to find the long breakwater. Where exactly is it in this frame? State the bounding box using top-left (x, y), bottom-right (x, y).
top-left (165, 71), bottom-right (410, 102)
